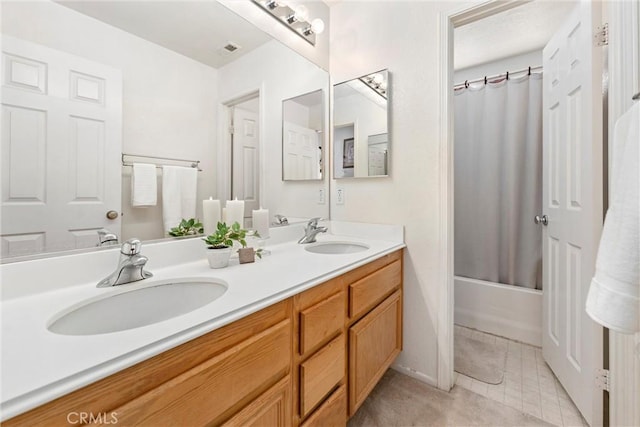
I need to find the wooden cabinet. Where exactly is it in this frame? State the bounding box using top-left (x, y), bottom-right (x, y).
top-left (6, 249), bottom-right (403, 427)
top-left (348, 291), bottom-right (402, 415)
top-left (224, 377), bottom-right (292, 427)
top-left (4, 300), bottom-right (293, 427)
top-left (300, 386), bottom-right (347, 427)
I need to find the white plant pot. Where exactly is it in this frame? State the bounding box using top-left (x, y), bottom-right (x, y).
top-left (206, 246), bottom-right (232, 269)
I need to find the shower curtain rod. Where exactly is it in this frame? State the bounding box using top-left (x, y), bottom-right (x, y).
top-left (454, 65), bottom-right (543, 89)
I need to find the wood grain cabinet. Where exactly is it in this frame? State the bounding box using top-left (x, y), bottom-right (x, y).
top-left (5, 250), bottom-right (403, 427)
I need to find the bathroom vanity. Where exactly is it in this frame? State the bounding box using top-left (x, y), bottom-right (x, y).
top-left (0, 222), bottom-right (404, 426)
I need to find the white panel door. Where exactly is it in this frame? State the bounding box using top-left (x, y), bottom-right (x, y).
top-left (232, 107), bottom-right (259, 217)
top-left (1, 36), bottom-right (122, 257)
top-left (541, 2), bottom-right (603, 425)
top-left (283, 121), bottom-right (320, 180)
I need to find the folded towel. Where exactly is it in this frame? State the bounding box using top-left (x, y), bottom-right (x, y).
top-left (162, 166), bottom-right (198, 234)
top-left (586, 102), bottom-right (640, 334)
top-left (131, 163), bottom-right (157, 207)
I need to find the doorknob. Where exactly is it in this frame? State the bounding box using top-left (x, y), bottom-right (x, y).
top-left (106, 210), bottom-right (119, 220)
top-left (534, 214), bottom-right (549, 226)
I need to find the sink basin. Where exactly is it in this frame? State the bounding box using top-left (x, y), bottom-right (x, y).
top-left (48, 279), bottom-right (227, 336)
top-left (305, 242), bottom-right (369, 254)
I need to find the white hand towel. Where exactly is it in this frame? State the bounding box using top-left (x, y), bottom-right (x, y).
top-left (162, 166), bottom-right (198, 234)
top-left (586, 102), bottom-right (640, 334)
top-left (131, 163), bottom-right (157, 207)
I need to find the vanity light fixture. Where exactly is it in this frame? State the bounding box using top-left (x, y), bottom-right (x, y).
top-left (360, 72), bottom-right (388, 99)
top-left (253, 0), bottom-right (324, 46)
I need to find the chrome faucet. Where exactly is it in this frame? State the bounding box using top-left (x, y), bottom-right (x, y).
top-left (97, 239), bottom-right (153, 287)
top-left (97, 229), bottom-right (119, 247)
top-left (298, 218), bottom-right (327, 244)
top-left (272, 214), bottom-right (289, 226)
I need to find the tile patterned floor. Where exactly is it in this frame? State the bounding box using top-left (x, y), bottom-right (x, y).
top-left (454, 325), bottom-right (588, 427)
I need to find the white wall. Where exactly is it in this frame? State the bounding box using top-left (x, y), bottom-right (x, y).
top-left (454, 49), bottom-right (542, 85)
top-left (218, 0), bottom-right (330, 71)
top-left (330, 0), bottom-right (482, 387)
top-left (1, 1), bottom-right (219, 242)
top-left (218, 40), bottom-right (329, 219)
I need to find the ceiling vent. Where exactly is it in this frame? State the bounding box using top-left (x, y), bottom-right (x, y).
top-left (218, 41), bottom-right (242, 56)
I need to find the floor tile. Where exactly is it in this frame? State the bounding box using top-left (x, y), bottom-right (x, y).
top-left (454, 325), bottom-right (585, 427)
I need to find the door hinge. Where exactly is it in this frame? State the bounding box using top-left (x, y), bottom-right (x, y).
top-left (595, 368), bottom-right (610, 391)
top-left (594, 23), bottom-right (608, 46)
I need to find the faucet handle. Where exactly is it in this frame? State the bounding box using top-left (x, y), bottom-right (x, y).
top-left (121, 238), bottom-right (142, 256)
top-left (307, 217), bottom-right (324, 229)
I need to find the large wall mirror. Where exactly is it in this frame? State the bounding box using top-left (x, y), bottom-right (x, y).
top-left (333, 69), bottom-right (390, 179)
top-left (282, 89), bottom-right (324, 181)
top-left (1, 0), bottom-right (329, 260)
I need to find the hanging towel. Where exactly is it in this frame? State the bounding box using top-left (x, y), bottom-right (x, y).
top-left (162, 165), bottom-right (198, 234)
top-left (131, 163), bottom-right (157, 207)
top-left (586, 101), bottom-right (640, 334)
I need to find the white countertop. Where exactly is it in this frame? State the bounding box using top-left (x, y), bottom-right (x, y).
top-left (0, 221), bottom-right (404, 421)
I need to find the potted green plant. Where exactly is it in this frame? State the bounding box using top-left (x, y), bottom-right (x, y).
top-left (202, 222), bottom-right (261, 268)
top-left (168, 218), bottom-right (203, 237)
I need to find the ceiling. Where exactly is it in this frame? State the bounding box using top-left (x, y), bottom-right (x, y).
top-left (57, 1), bottom-right (272, 69)
top-left (454, 0), bottom-right (577, 70)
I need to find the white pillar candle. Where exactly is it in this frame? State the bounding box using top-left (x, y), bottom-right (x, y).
top-left (226, 198), bottom-right (245, 227)
top-left (252, 207), bottom-right (270, 238)
top-left (202, 197), bottom-right (221, 235)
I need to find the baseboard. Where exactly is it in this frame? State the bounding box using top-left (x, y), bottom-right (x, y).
top-left (390, 364), bottom-right (439, 388)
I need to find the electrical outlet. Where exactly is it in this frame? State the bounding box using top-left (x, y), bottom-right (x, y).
top-left (318, 188), bottom-right (325, 204)
top-left (336, 188), bottom-right (345, 205)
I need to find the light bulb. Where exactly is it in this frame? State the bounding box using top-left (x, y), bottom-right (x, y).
top-left (372, 74), bottom-right (383, 85)
top-left (293, 5), bottom-right (309, 22)
top-left (310, 18), bottom-right (325, 34)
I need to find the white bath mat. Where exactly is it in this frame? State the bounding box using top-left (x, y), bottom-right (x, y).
top-left (454, 333), bottom-right (507, 385)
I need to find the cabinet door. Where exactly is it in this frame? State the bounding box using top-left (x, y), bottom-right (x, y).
top-left (300, 385), bottom-right (347, 427)
top-left (300, 334), bottom-right (345, 418)
top-left (224, 376), bottom-right (291, 427)
top-left (349, 291), bottom-right (402, 416)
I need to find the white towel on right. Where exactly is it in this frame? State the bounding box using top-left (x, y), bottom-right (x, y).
top-left (586, 101), bottom-right (640, 334)
top-left (162, 165), bottom-right (198, 234)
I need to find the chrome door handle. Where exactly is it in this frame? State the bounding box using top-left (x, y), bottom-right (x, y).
top-left (106, 210), bottom-right (119, 220)
top-left (534, 214), bottom-right (549, 226)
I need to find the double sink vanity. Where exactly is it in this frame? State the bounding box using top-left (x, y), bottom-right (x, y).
top-left (1, 221), bottom-right (404, 426)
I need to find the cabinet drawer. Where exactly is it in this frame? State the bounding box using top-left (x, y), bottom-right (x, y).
top-left (349, 291), bottom-right (402, 416)
top-left (112, 320), bottom-right (291, 426)
top-left (224, 376), bottom-right (291, 427)
top-left (300, 334), bottom-right (345, 418)
top-left (300, 385), bottom-right (346, 427)
top-left (299, 290), bottom-right (345, 356)
top-left (349, 259), bottom-right (401, 320)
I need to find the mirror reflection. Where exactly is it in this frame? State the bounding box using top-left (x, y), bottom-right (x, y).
top-left (333, 70), bottom-right (390, 179)
top-left (1, 0), bottom-right (329, 260)
top-left (282, 89), bottom-right (324, 181)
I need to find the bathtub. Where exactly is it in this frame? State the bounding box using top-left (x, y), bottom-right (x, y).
top-left (454, 276), bottom-right (542, 346)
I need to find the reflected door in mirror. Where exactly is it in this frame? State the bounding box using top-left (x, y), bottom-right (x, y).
top-left (333, 70), bottom-right (389, 178)
top-left (282, 89), bottom-right (324, 181)
top-left (1, 37), bottom-right (122, 258)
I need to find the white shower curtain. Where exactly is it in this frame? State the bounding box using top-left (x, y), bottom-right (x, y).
top-left (454, 74), bottom-right (543, 289)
